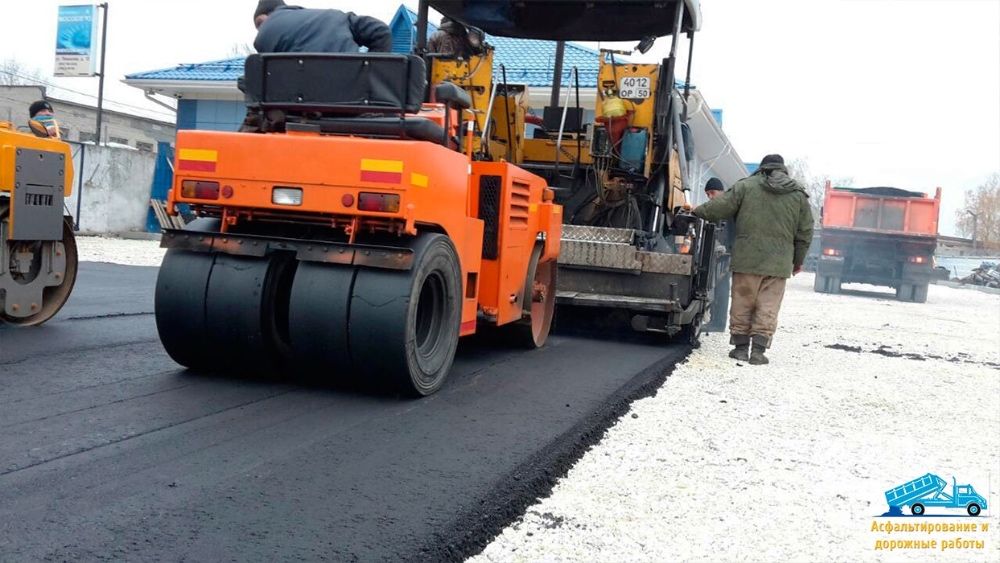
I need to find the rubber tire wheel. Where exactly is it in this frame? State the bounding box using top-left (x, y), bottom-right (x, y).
top-left (155, 249), bottom-right (217, 369)
top-left (0, 216), bottom-right (78, 326)
top-left (911, 283), bottom-right (928, 303)
top-left (508, 244), bottom-right (557, 349)
top-left (911, 503), bottom-right (925, 516)
top-left (813, 274), bottom-right (827, 294)
top-left (896, 283), bottom-right (913, 302)
top-left (967, 503), bottom-right (981, 516)
top-left (350, 234), bottom-right (462, 397)
top-left (287, 263), bottom-right (357, 379)
top-left (155, 219), bottom-right (221, 369)
top-left (204, 252), bottom-right (296, 373)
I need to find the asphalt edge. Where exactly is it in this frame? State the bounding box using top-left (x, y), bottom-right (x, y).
top-left (415, 345), bottom-right (692, 562)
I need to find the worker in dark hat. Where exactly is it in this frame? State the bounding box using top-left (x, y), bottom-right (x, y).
top-left (252, 0), bottom-right (392, 54)
top-left (28, 100), bottom-right (60, 139)
top-left (704, 177), bottom-right (725, 200)
top-left (692, 154), bottom-right (814, 365)
top-left (428, 16), bottom-right (472, 58)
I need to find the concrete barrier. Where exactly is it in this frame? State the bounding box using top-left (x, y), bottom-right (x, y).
top-left (64, 143), bottom-right (156, 235)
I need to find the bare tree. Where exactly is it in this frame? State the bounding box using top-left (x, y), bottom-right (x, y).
top-left (0, 58), bottom-right (47, 86)
top-left (956, 173), bottom-right (1000, 245)
top-left (786, 157), bottom-right (853, 224)
top-left (227, 43), bottom-right (255, 58)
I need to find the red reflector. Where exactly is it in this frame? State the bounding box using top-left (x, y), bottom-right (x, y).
top-left (342, 194), bottom-right (356, 208)
top-left (358, 192), bottom-right (401, 213)
top-left (181, 180), bottom-right (220, 200)
top-left (221, 185), bottom-right (234, 199)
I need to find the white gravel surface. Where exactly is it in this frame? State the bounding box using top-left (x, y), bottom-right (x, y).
top-left (473, 275), bottom-right (1000, 562)
top-left (75, 235), bottom-right (166, 267)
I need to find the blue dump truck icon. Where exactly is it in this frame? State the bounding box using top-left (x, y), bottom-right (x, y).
top-left (885, 474), bottom-right (988, 516)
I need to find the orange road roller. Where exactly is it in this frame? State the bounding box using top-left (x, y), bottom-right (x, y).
top-left (0, 122), bottom-right (78, 326)
top-left (155, 53), bottom-right (562, 396)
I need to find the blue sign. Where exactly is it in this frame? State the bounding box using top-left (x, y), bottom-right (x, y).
top-left (54, 5), bottom-right (99, 77)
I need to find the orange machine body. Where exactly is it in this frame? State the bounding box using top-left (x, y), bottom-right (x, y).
top-left (168, 123), bottom-right (561, 336)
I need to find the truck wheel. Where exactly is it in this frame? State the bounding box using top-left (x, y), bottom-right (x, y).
top-left (828, 276), bottom-right (842, 294)
top-left (912, 283), bottom-right (928, 303)
top-left (896, 284), bottom-right (911, 301)
top-left (813, 274), bottom-right (829, 293)
top-left (911, 503), bottom-right (925, 516)
top-left (967, 503), bottom-right (981, 516)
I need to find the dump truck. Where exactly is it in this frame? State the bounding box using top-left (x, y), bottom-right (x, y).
top-left (0, 121), bottom-right (78, 326)
top-left (418, 0), bottom-right (742, 343)
top-left (815, 182), bottom-right (941, 302)
top-left (885, 473), bottom-right (987, 516)
top-left (154, 53), bottom-right (561, 396)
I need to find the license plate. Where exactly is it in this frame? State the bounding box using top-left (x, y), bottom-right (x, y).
top-left (618, 76), bottom-right (651, 99)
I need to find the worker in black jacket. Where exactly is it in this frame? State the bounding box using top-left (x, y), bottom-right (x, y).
top-left (252, 0), bottom-right (392, 53)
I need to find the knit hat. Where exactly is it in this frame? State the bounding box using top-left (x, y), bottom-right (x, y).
top-left (254, 0), bottom-right (285, 20)
top-left (29, 100), bottom-right (53, 118)
top-left (760, 154), bottom-right (784, 167)
top-left (704, 177), bottom-right (724, 192)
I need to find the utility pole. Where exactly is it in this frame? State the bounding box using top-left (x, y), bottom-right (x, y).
top-left (94, 3), bottom-right (109, 145)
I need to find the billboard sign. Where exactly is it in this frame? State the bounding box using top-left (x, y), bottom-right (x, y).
top-left (54, 5), bottom-right (99, 77)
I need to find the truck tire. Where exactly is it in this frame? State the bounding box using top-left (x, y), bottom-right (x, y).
top-left (813, 274), bottom-right (827, 293)
top-left (967, 503), bottom-right (981, 516)
top-left (911, 503), bottom-right (925, 516)
top-left (896, 283), bottom-right (926, 302)
top-left (815, 274), bottom-right (841, 294)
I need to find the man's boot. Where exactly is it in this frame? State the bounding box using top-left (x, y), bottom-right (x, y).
top-left (749, 336), bottom-right (770, 365)
top-left (728, 335), bottom-right (750, 362)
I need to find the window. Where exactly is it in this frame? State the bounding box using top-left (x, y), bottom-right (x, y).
top-left (79, 132), bottom-right (97, 143)
top-left (109, 136), bottom-right (129, 145)
top-left (136, 141), bottom-right (154, 152)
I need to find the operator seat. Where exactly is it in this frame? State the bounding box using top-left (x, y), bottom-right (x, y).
top-left (243, 53), bottom-right (467, 147)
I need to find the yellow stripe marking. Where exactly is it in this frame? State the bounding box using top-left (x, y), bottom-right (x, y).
top-left (178, 148), bottom-right (218, 162)
top-left (411, 173), bottom-right (428, 188)
top-left (529, 203), bottom-right (538, 213)
top-left (361, 159), bottom-right (404, 173)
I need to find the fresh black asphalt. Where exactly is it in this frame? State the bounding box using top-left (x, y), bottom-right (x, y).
top-left (0, 262), bottom-right (688, 561)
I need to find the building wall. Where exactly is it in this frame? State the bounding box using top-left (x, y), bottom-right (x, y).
top-left (63, 143), bottom-right (158, 234)
top-left (177, 99), bottom-right (245, 131)
top-left (0, 85), bottom-right (175, 152)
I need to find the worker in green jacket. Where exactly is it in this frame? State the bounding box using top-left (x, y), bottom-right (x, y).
top-left (692, 154), bottom-right (814, 365)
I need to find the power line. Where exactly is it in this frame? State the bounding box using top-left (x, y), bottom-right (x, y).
top-left (0, 68), bottom-right (176, 119)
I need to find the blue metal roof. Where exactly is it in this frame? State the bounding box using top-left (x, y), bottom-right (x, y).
top-left (126, 57), bottom-right (245, 81)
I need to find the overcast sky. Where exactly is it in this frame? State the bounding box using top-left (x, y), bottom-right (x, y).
top-left (1, 0), bottom-right (997, 235)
